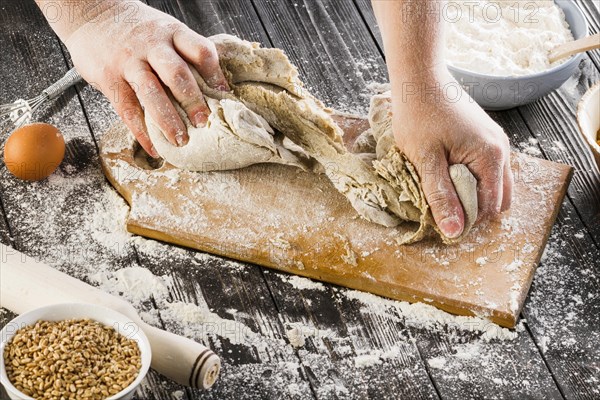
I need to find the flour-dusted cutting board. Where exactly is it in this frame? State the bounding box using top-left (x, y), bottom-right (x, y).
top-left (99, 116), bottom-right (572, 328)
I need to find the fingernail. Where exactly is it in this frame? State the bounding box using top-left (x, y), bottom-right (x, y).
top-left (192, 111), bottom-right (208, 128)
top-left (496, 195), bottom-right (504, 213)
top-left (439, 215), bottom-right (463, 239)
top-left (175, 131), bottom-right (187, 147)
top-left (150, 145), bottom-right (159, 158)
top-left (487, 203), bottom-right (501, 217)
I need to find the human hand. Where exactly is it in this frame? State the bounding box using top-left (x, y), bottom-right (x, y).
top-left (62, 1), bottom-right (229, 157)
top-left (391, 70), bottom-right (513, 238)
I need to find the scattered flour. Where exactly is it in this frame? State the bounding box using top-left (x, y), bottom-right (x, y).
top-left (428, 357), bottom-right (447, 369)
top-left (285, 322), bottom-right (335, 349)
top-left (354, 354), bottom-right (382, 368)
top-left (91, 266), bottom-right (171, 304)
top-left (91, 266), bottom-right (262, 347)
top-left (283, 274), bottom-right (326, 291)
top-left (505, 259), bottom-right (524, 272)
top-left (343, 289), bottom-right (519, 342)
top-left (476, 256), bottom-right (488, 266)
top-left (171, 390), bottom-right (184, 400)
top-left (286, 326), bottom-right (307, 348)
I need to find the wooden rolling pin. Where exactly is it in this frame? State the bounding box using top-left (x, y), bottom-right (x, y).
top-left (0, 244), bottom-right (220, 390)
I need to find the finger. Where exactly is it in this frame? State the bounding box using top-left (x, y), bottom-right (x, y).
top-left (124, 60), bottom-right (187, 147)
top-left (147, 47), bottom-right (210, 128)
top-left (418, 150), bottom-right (465, 239)
top-left (471, 143), bottom-right (505, 220)
top-left (501, 154), bottom-right (513, 212)
top-left (110, 78), bottom-right (158, 158)
top-left (173, 28), bottom-right (230, 91)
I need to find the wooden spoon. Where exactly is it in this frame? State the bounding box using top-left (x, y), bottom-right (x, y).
top-left (549, 33), bottom-right (600, 64)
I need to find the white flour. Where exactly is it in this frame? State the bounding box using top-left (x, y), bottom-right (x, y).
top-left (445, 1), bottom-right (574, 76)
top-left (91, 265), bottom-right (265, 347)
top-left (342, 288), bottom-right (521, 342)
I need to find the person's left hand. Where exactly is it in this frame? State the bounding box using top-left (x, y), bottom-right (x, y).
top-left (62, 1), bottom-right (229, 157)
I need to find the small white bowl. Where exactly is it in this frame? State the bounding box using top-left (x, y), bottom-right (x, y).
top-left (577, 83), bottom-right (600, 170)
top-left (448, 0), bottom-right (589, 110)
top-left (0, 303), bottom-right (152, 400)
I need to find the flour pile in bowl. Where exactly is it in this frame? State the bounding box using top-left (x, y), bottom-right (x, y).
top-left (445, 0), bottom-right (574, 76)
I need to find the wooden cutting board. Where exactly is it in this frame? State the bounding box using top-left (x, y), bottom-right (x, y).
top-left (99, 116), bottom-right (572, 328)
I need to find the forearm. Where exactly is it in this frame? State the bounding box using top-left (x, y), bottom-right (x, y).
top-left (372, 0), bottom-right (446, 84)
top-left (34, 0), bottom-right (126, 41)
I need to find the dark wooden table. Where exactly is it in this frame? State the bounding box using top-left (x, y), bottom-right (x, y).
top-left (1, 1), bottom-right (599, 399)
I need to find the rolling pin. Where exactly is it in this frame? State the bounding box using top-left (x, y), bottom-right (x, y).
top-left (0, 244), bottom-right (220, 390)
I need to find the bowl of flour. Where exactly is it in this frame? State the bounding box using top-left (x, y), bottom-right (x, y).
top-left (446, 0), bottom-right (588, 110)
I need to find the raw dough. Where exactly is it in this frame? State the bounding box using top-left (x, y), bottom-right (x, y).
top-left (147, 96), bottom-right (312, 171)
top-left (146, 34), bottom-right (478, 244)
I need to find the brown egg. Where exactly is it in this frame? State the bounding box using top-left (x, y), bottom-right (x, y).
top-left (3, 123), bottom-right (65, 181)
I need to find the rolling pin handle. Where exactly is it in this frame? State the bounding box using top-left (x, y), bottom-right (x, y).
top-left (143, 325), bottom-right (221, 390)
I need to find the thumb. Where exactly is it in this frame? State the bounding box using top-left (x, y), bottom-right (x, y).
top-left (417, 151), bottom-right (465, 239)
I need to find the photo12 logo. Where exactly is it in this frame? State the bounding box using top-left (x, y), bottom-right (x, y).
top-left (399, 1), bottom-right (540, 24)
top-left (39, 1), bottom-right (140, 24)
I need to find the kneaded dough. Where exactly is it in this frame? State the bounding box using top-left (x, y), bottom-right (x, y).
top-left (147, 95), bottom-right (311, 171)
top-left (146, 34), bottom-right (478, 244)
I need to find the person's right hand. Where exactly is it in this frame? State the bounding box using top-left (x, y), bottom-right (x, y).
top-left (392, 70), bottom-right (513, 238)
top-left (63, 1), bottom-right (229, 157)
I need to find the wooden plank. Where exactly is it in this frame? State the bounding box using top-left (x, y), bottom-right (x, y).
top-left (51, 0), bottom-right (316, 398)
top-left (245, 1), bottom-right (572, 399)
top-left (575, 0), bottom-right (600, 69)
top-left (491, 108), bottom-right (600, 399)
top-left (0, 201), bottom-right (11, 245)
top-left (146, 0), bottom-right (440, 398)
top-left (295, 1), bottom-right (598, 398)
top-left (150, 0), bottom-right (267, 44)
top-left (92, 0), bottom-right (314, 398)
top-left (129, 239), bottom-right (314, 400)
top-left (101, 120), bottom-right (571, 329)
top-left (517, 61), bottom-right (600, 242)
top-left (264, 271), bottom-right (441, 399)
top-left (523, 199), bottom-right (600, 400)
top-left (355, 0), bottom-right (600, 244)
top-left (252, 0), bottom-right (389, 113)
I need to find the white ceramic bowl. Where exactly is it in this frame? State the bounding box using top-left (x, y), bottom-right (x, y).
top-left (448, 0), bottom-right (589, 110)
top-left (0, 303), bottom-right (152, 400)
top-left (577, 83), bottom-right (600, 170)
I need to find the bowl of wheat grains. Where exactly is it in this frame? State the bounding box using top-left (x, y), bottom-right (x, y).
top-left (0, 303), bottom-right (152, 400)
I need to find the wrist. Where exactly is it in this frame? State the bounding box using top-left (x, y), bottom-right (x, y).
top-left (389, 67), bottom-right (456, 107)
top-left (388, 59), bottom-right (449, 86)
